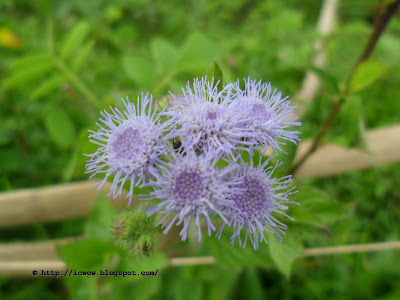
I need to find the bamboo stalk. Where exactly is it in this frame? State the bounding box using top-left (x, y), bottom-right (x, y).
top-left (295, 124), bottom-right (400, 178)
top-left (1, 240), bottom-right (399, 276)
top-left (0, 124), bottom-right (399, 228)
top-left (0, 181), bottom-right (133, 228)
top-left (294, 0), bottom-right (339, 117)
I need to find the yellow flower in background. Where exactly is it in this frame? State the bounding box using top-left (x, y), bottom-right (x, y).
top-left (0, 27), bottom-right (23, 49)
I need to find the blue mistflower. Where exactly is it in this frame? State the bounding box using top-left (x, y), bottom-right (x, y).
top-left (164, 77), bottom-right (257, 156)
top-left (217, 153), bottom-right (298, 250)
top-left (86, 94), bottom-right (168, 205)
top-left (141, 147), bottom-right (241, 241)
top-left (230, 78), bottom-right (301, 153)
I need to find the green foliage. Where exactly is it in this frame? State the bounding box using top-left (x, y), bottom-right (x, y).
top-left (290, 186), bottom-right (354, 228)
top-left (44, 106), bottom-right (77, 148)
top-left (310, 66), bottom-right (340, 95)
top-left (206, 59), bottom-right (223, 91)
top-left (348, 60), bottom-right (387, 94)
top-left (86, 193), bottom-right (117, 241)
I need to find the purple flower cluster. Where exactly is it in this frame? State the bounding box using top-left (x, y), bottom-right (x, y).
top-left (87, 77), bottom-right (301, 250)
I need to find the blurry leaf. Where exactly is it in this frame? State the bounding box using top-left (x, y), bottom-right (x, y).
top-left (0, 149), bottom-right (25, 172)
top-left (170, 275), bottom-right (203, 300)
top-left (206, 59), bottom-right (223, 91)
top-left (86, 193), bottom-right (117, 241)
top-left (0, 27), bottom-right (23, 49)
top-left (0, 128), bottom-right (12, 146)
top-left (122, 55), bottom-right (157, 89)
top-left (117, 251), bottom-right (168, 274)
top-left (57, 238), bottom-right (117, 270)
top-left (332, 96), bottom-right (361, 148)
top-left (75, 127), bottom-right (98, 177)
top-left (3, 62), bottom-right (54, 89)
top-left (62, 146), bottom-right (80, 182)
top-left (66, 277), bottom-right (97, 300)
top-left (206, 228), bottom-right (273, 270)
top-left (267, 232), bottom-right (303, 278)
top-left (291, 186), bottom-right (354, 226)
top-left (179, 33), bottom-right (221, 70)
top-left (73, 40), bottom-right (95, 71)
top-left (151, 38), bottom-right (179, 74)
top-left (30, 74), bottom-right (64, 100)
top-left (9, 53), bottom-right (51, 71)
top-left (60, 22), bottom-right (91, 60)
top-left (273, 141), bottom-right (298, 174)
top-left (348, 60), bottom-right (386, 93)
top-left (236, 268), bottom-right (264, 300)
top-left (44, 107), bottom-right (76, 147)
top-left (352, 116), bottom-right (371, 153)
top-left (310, 66), bottom-right (340, 94)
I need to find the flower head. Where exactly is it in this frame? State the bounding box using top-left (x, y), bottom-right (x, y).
top-left (217, 153), bottom-right (298, 250)
top-left (164, 77), bottom-right (257, 156)
top-left (230, 78), bottom-right (301, 153)
top-left (86, 94), bottom-right (167, 205)
top-left (141, 146), bottom-right (240, 241)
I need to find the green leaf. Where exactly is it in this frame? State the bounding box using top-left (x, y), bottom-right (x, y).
top-left (122, 55), bottom-right (157, 89)
top-left (62, 145), bottom-right (80, 182)
top-left (117, 251), bottom-right (168, 274)
top-left (348, 60), bottom-right (386, 93)
top-left (206, 59), bottom-right (223, 91)
top-left (3, 61), bottom-right (54, 89)
top-left (273, 140), bottom-right (298, 174)
top-left (352, 116), bottom-right (371, 153)
top-left (151, 38), bottom-right (179, 74)
top-left (86, 193), bottom-right (117, 241)
top-left (44, 107), bottom-right (76, 147)
top-left (9, 53), bottom-right (52, 71)
top-left (205, 228), bottom-right (273, 270)
top-left (235, 268), bottom-right (264, 300)
top-left (60, 22), bottom-right (91, 60)
top-left (290, 186), bottom-right (354, 227)
top-left (178, 33), bottom-right (221, 71)
top-left (30, 74), bottom-right (64, 100)
top-left (332, 96), bottom-right (361, 148)
top-left (57, 238), bottom-right (117, 270)
top-left (310, 66), bottom-right (340, 94)
top-left (267, 232), bottom-right (303, 278)
top-left (66, 277), bottom-right (97, 300)
top-left (73, 40), bottom-right (95, 71)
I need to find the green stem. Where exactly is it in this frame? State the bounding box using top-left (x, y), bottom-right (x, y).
top-left (53, 56), bottom-right (100, 108)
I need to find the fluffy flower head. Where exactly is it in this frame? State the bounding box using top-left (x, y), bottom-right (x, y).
top-left (164, 78), bottom-right (256, 156)
top-left (142, 146), bottom-right (240, 241)
top-left (217, 153), bottom-right (298, 250)
top-left (230, 78), bottom-right (301, 153)
top-left (86, 94), bottom-right (167, 204)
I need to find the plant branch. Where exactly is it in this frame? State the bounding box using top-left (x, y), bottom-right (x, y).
top-left (289, 0), bottom-right (400, 175)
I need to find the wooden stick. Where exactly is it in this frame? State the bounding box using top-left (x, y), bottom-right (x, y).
top-left (295, 124), bottom-right (400, 178)
top-left (0, 124), bottom-right (399, 228)
top-left (1, 239), bottom-right (399, 276)
top-left (0, 181), bottom-right (133, 228)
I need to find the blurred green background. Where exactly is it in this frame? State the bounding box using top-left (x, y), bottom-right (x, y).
top-left (1, 0), bottom-right (400, 299)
